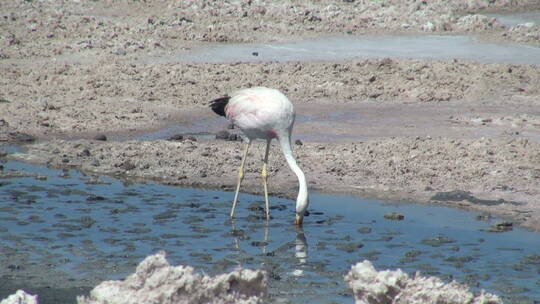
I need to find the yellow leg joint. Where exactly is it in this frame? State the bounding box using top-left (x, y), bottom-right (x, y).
top-left (238, 167), bottom-right (245, 181)
top-left (261, 165), bottom-right (268, 180)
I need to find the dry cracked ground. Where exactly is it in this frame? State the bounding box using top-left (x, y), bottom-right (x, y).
top-left (1, 0), bottom-right (540, 234)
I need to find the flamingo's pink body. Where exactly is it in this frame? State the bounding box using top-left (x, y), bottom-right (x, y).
top-left (210, 87), bottom-right (309, 225)
top-left (225, 87), bottom-right (293, 141)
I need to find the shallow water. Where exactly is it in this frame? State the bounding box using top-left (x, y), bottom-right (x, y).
top-left (143, 34), bottom-right (540, 65)
top-left (487, 11), bottom-right (540, 26)
top-left (0, 155), bottom-right (539, 303)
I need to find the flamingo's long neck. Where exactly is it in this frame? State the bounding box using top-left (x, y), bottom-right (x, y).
top-left (279, 135), bottom-right (308, 215)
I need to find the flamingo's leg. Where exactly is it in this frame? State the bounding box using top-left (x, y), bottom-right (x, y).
top-left (262, 139), bottom-right (271, 220)
top-left (231, 141), bottom-right (251, 218)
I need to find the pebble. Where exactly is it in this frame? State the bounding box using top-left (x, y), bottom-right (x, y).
top-left (119, 161), bottom-right (136, 171)
top-left (475, 214), bottom-right (491, 221)
top-left (79, 216), bottom-right (96, 229)
top-left (384, 212), bottom-right (404, 220)
top-left (487, 221), bottom-right (513, 233)
top-left (421, 236), bottom-right (455, 247)
top-left (114, 48), bottom-right (127, 56)
top-left (125, 227), bottom-right (152, 234)
top-left (250, 241), bottom-right (268, 247)
top-left (168, 134), bottom-right (184, 141)
top-left (336, 242), bottom-right (364, 253)
top-left (94, 134), bottom-right (107, 141)
top-left (357, 227), bottom-right (372, 234)
top-left (153, 211), bottom-right (177, 220)
top-left (269, 204), bottom-right (287, 211)
top-left (215, 130), bottom-right (230, 140)
top-left (87, 195), bottom-right (106, 201)
top-left (79, 148), bottom-right (91, 157)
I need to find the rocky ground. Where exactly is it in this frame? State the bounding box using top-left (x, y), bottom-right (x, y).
top-left (1, 58), bottom-right (539, 138)
top-left (1, 0), bottom-right (539, 61)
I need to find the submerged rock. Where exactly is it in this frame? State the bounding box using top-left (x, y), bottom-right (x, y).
top-left (93, 134), bottom-right (107, 141)
top-left (167, 133), bottom-right (184, 141)
top-left (344, 260), bottom-right (501, 304)
top-left (383, 212), bottom-right (404, 220)
top-left (77, 251), bottom-right (267, 304)
top-left (486, 221), bottom-right (513, 233)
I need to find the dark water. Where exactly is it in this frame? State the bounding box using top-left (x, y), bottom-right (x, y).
top-left (0, 156), bottom-right (539, 303)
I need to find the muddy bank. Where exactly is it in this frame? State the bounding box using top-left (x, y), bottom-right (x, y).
top-left (1, 58), bottom-right (539, 139)
top-left (9, 136), bottom-right (540, 230)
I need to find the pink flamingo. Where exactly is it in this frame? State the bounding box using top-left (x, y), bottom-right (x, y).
top-left (210, 87), bottom-right (309, 226)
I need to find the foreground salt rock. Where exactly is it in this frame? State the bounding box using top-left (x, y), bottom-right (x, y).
top-left (345, 260), bottom-right (501, 304)
top-left (0, 290), bottom-right (38, 304)
top-left (77, 251), bottom-right (267, 304)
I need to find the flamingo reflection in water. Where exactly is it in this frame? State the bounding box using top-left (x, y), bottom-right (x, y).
top-left (229, 220), bottom-right (308, 278)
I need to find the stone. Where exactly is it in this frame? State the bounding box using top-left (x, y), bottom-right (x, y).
top-left (93, 134), bottom-right (107, 141)
top-left (216, 130), bottom-right (230, 140)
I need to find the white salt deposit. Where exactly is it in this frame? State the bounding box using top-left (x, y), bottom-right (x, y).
top-left (344, 260), bottom-right (502, 304)
top-left (2, 255), bottom-right (508, 304)
top-left (76, 251), bottom-right (267, 304)
top-left (0, 290), bottom-right (38, 304)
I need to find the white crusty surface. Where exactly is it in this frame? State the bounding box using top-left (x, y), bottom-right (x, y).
top-left (77, 252), bottom-right (267, 304)
top-left (345, 260), bottom-right (502, 304)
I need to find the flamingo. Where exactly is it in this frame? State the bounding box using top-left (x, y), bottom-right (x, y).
top-left (210, 87), bottom-right (309, 226)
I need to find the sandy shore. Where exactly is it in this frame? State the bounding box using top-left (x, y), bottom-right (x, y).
top-left (1, 0), bottom-right (540, 233)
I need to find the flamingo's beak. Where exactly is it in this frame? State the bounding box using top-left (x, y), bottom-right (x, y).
top-left (295, 214), bottom-right (303, 226)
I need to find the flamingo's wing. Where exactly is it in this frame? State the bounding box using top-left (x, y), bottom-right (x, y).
top-left (227, 87), bottom-right (294, 134)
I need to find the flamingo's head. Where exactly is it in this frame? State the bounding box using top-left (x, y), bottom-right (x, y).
top-left (295, 193), bottom-right (309, 226)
